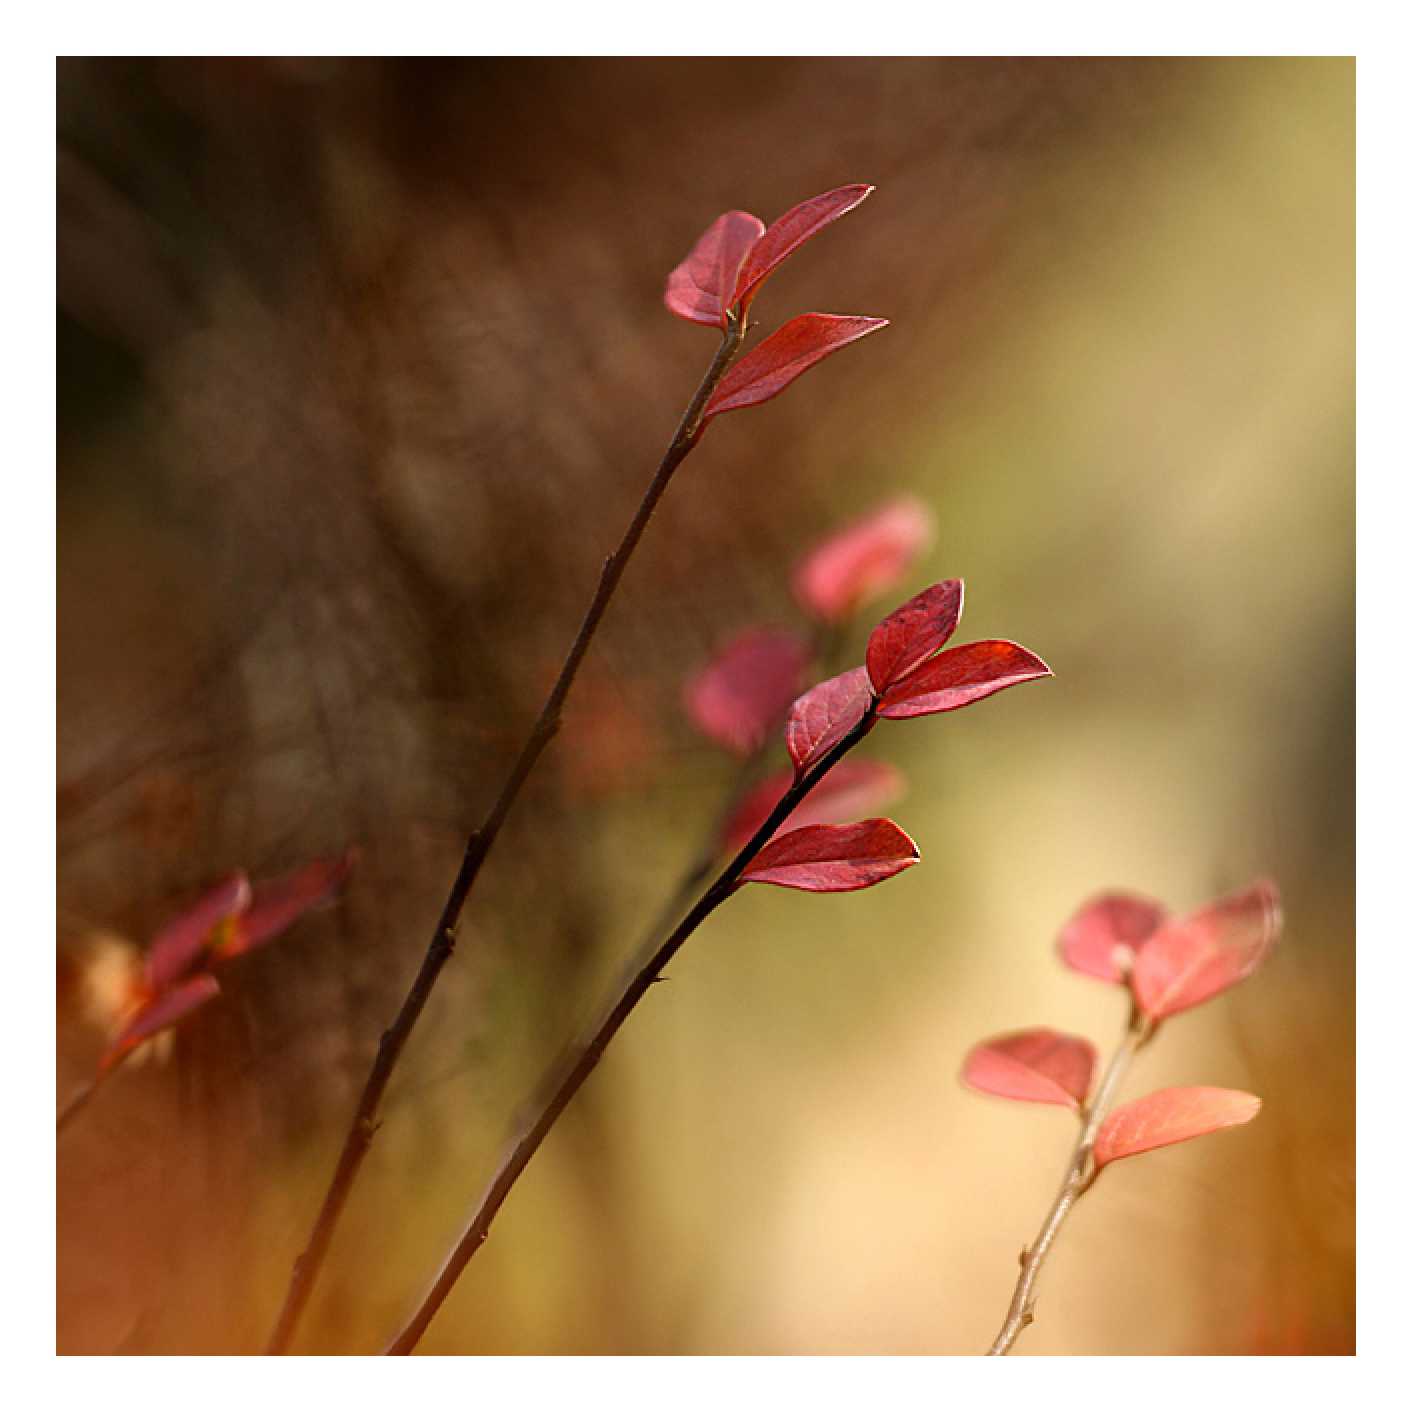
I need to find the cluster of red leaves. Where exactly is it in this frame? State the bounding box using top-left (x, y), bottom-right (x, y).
top-left (665, 185), bottom-right (887, 421)
top-left (91, 851), bottom-right (355, 1074)
top-left (682, 498), bottom-right (929, 869)
top-left (728, 581), bottom-right (1049, 894)
top-left (962, 880), bottom-right (1281, 1167)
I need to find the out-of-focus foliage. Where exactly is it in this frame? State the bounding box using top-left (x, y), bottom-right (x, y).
top-left (58, 58), bottom-right (1352, 1354)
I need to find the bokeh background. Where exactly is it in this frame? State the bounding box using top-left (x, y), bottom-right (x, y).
top-left (57, 57), bottom-right (1353, 1355)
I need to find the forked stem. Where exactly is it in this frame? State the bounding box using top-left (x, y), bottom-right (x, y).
top-left (265, 322), bottom-right (744, 1355)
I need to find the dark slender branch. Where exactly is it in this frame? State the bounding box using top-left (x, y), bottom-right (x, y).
top-left (265, 323), bottom-right (744, 1356)
top-left (383, 706), bottom-right (881, 1354)
top-left (985, 1007), bottom-right (1152, 1355)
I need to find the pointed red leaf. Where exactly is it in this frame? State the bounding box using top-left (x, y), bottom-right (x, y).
top-left (738, 818), bottom-right (918, 893)
top-left (961, 1028), bottom-right (1098, 1110)
top-left (703, 314), bottom-right (888, 420)
top-left (877, 640), bottom-right (1053, 718)
top-left (721, 759), bottom-right (904, 855)
top-left (683, 628), bottom-right (812, 756)
top-left (793, 496), bottom-right (936, 625)
top-left (100, 973), bottom-right (221, 1072)
top-left (785, 666), bottom-right (873, 773)
top-left (1131, 879), bottom-right (1282, 1021)
top-left (664, 209), bottom-right (766, 328)
top-left (145, 873), bottom-right (251, 992)
top-left (732, 184), bottom-right (875, 312)
top-left (224, 851), bottom-right (356, 960)
top-left (1093, 1087), bottom-right (1262, 1169)
top-left (1057, 892), bottom-right (1168, 982)
top-left (865, 580), bottom-right (964, 693)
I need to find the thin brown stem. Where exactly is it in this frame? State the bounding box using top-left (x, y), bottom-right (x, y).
top-left (383, 707), bottom-right (881, 1354)
top-left (265, 323), bottom-right (744, 1356)
top-left (57, 1074), bottom-right (103, 1134)
top-left (985, 1008), bottom-right (1151, 1355)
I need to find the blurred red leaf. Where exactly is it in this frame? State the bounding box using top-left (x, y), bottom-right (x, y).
top-left (739, 818), bottom-right (919, 893)
top-left (703, 314), bottom-right (888, 420)
top-left (876, 640), bottom-right (1053, 718)
top-left (1131, 879), bottom-right (1281, 1020)
top-left (1093, 1086), bottom-right (1262, 1169)
top-left (732, 184), bottom-right (875, 313)
top-left (961, 1028), bottom-right (1097, 1110)
top-left (100, 973), bottom-right (221, 1072)
top-left (865, 580), bottom-right (964, 693)
top-left (224, 851), bottom-right (356, 959)
top-left (145, 873), bottom-right (251, 992)
top-left (664, 209), bottom-right (766, 328)
top-left (792, 496), bottom-right (935, 625)
top-left (721, 759), bottom-right (903, 854)
top-left (1057, 892), bottom-right (1168, 982)
top-left (683, 628), bottom-right (812, 756)
top-left (785, 666), bottom-right (873, 773)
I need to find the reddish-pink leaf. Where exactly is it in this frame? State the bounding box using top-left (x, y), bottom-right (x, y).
top-left (738, 818), bottom-right (919, 893)
top-left (785, 666), bottom-right (873, 773)
top-left (1057, 892), bottom-right (1168, 982)
top-left (732, 184), bottom-right (875, 313)
top-left (793, 496), bottom-right (936, 625)
top-left (1131, 879), bottom-right (1282, 1021)
top-left (876, 640), bottom-right (1053, 718)
top-left (961, 1028), bottom-right (1098, 1110)
top-left (865, 580), bottom-right (964, 693)
top-left (100, 973), bottom-right (221, 1072)
top-left (145, 873), bottom-right (251, 992)
top-left (1093, 1086), bottom-right (1262, 1170)
top-left (664, 210), bottom-right (766, 328)
top-left (703, 314), bottom-right (888, 420)
top-left (224, 851), bottom-right (356, 960)
top-left (682, 628), bottom-right (812, 756)
top-left (721, 759), bottom-right (904, 855)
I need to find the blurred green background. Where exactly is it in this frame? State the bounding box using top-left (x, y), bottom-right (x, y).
top-left (57, 57), bottom-right (1353, 1354)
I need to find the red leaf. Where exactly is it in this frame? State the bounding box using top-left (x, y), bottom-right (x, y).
top-left (664, 210), bottom-right (766, 328)
top-left (683, 628), bottom-right (812, 756)
top-left (793, 496), bottom-right (935, 625)
top-left (865, 580), bottom-right (964, 693)
top-left (1093, 1086), bottom-right (1262, 1170)
top-left (145, 873), bottom-right (251, 992)
top-left (224, 851), bottom-right (356, 959)
top-left (1057, 892), bottom-right (1168, 982)
top-left (785, 666), bottom-right (873, 773)
top-left (100, 973), bottom-right (221, 1072)
top-left (738, 818), bottom-right (919, 893)
top-left (876, 640), bottom-right (1053, 718)
top-left (1131, 879), bottom-right (1281, 1021)
top-left (732, 184), bottom-right (874, 313)
top-left (961, 1028), bottom-right (1098, 1110)
top-left (721, 759), bottom-right (904, 855)
top-left (703, 314), bottom-right (888, 420)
